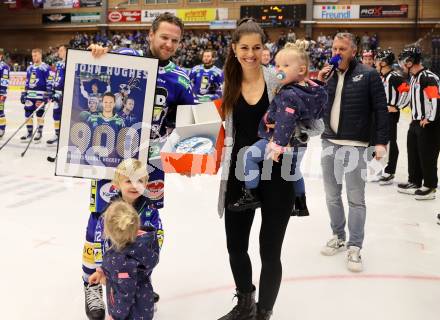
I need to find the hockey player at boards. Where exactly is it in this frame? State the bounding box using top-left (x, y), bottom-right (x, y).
top-left (20, 48), bottom-right (52, 143)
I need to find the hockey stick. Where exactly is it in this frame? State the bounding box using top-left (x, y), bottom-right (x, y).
top-left (21, 103), bottom-right (51, 157)
top-left (0, 101), bottom-right (47, 152)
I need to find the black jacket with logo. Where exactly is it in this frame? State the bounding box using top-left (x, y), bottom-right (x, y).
top-left (321, 59), bottom-right (389, 145)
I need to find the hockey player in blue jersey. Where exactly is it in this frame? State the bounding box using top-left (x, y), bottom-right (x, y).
top-left (117, 97), bottom-right (138, 127)
top-left (189, 49), bottom-right (224, 102)
top-left (85, 92), bottom-right (125, 162)
top-left (86, 92), bottom-right (125, 130)
top-left (83, 13), bottom-right (194, 320)
top-left (0, 48), bottom-right (10, 139)
top-left (20, 48), bottom-right (52, 143)
top-left (47, 45), bottom-right (67, 146)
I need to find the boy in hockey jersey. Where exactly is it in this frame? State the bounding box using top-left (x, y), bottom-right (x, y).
top-left (189, 49), bottom-right (223, 102)
top-left (374, 49), bottom-right (409, 185)
top-left (0, 48), bottom-right (9, 138)
top-left (397, 46), bottom-right (440, 200)
top-left (47, 45), bottom-right (67, 146)
top-left (20, 48), bottom-right (52, 143)
top-left (83, 13), bottom-right (194, 320)
top-left (85, 159), bottom-right (163, 319)
top-left (89, 200), bottom-right (159, 320)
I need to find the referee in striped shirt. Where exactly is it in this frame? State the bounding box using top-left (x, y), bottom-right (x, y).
top-left (397, 46), bottom-right (440, 200)
top-left (375, 49), bottom-right (409, 185)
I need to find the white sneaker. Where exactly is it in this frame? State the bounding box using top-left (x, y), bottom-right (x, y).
top-left (321, 235), bottom-right (346, 256)
top-left (415, 187), bottom-right (436, 200)
top-left (397, 182), bottom-right (421, 195)
top-left (347, 246), bottom-right (363, 272)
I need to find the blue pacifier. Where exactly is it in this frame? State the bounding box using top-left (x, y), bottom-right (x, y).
top-left (276, 71), bottom-right (286, 80)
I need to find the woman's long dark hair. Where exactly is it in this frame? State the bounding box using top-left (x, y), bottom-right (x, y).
top-left (222, 18), bottom-right (266, 117)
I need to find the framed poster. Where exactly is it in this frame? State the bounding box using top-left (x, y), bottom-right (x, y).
top-left (56, 49), bottom-right (158, 180)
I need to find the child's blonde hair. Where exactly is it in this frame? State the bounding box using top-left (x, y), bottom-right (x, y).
top-left (104, 200), bottom-right (140, 251)
top-left (278, 39), bottom-right (310, 76)
top-left (113, 158), bottom-right (148, 186)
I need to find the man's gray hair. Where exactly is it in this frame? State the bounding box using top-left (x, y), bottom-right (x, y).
top-left (334, 32), bottom-right (357, 49)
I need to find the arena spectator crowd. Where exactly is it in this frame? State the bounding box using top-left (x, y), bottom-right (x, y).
top-left (3, 29), bottom-right (382, 72)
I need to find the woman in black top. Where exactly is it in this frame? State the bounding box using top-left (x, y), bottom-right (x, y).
top-left (217, 19), bottom-right (294, 320)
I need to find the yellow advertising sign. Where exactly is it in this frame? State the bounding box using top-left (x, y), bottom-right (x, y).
top-left (177, 8), bottom-right (217, 22)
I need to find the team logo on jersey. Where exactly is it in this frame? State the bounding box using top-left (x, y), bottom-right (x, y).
top-left (146, 179), bottom-right (164, 200)
top-left (201, 75), bottom-right (210, 92)
top-left (99, 182), bottom-right (119, 203)
top-left (29, 72), bottom-right (39, 87)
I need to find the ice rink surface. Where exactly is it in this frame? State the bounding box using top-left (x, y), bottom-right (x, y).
top-left (0, 98), bottom-right (439, 320)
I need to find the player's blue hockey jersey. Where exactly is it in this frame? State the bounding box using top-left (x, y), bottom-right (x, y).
top-left (189, 64), bottom-right (223, 102)
top-left (154, 59), bottom-right (195, 134)
top-left (90, 47), bottom-right (194, 212)
top-left (25, 63), bottom-right (52, 100)
top-left (53, 60), bottom-right (65, 92)
top-left (0, 61), bottom-right (10, 95)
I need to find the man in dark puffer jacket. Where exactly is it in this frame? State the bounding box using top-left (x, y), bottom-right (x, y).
top-left (317, 32), bottom-right (388, 273)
